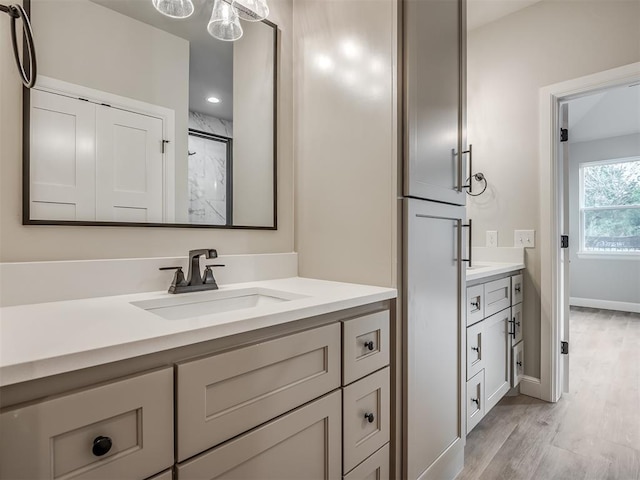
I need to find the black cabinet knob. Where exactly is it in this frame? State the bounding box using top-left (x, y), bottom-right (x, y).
top-left (92, 436), bottom-right (112, 457)
top-left (471, 398), bottom-right (479, 405)
top-left (364, 413), bottom-right (375, 423)
top-left (517, 361), bottom-right (523, 367)
top-left (364, 341), bottom-right (375, 351)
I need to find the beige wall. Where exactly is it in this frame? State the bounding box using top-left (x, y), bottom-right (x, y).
top-left (293, 0), bottom-right (398, 288)
top-left (233, 21), bottom-right (275, 226)
top-left (0, 0), bottom-right (294, 262)
top-left (467, 0), bottom-right (640, 377)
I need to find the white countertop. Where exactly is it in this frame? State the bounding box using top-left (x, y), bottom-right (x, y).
top-left (466, 262), bottom-right (525, 282)
top-left (0, 277), bottom-right (397, 387)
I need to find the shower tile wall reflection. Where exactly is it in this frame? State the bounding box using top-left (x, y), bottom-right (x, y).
top-left (187, 135), bottom-right (227, 225)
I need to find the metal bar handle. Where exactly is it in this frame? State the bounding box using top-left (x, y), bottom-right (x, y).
top-left (460, 144), bottom-right (473, 193)
top-left (1, 3), bottom-right (37, 88)
top-left (461, 218), bottom-right (472, 267)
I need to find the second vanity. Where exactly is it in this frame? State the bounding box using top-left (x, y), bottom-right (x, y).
top-left (0, 276), bottom-right (396, 480)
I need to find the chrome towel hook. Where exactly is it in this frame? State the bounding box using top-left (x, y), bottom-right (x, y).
top-left (1, 3), bottom-right (37, 88)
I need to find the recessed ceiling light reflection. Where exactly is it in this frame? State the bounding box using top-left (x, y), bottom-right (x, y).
top-left (341, 39), bottom-right (362, 60)
top-left (315, 54), bottom-right (334, 72)
top-left (207, 97), bottom-right (221, 103)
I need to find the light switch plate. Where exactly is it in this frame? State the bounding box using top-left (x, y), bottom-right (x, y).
top-left (486, 231), bottom-right (498, 248)
top-left (514, 230), bottom-right (535, 248)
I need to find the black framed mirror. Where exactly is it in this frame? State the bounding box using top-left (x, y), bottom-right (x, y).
top-left (23, 0), bottom-right (277, 229)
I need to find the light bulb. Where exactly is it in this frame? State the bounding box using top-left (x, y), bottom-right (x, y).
top-left (232, 0), bottom-right (269, 22)
top-left (152, 0), bottom-right (194, 18)
top-left (207, 0), bottom-right (243, 41)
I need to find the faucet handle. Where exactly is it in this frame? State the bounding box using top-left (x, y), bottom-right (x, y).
top-left (203, 264), bottom-right (225, 287)
top-left (159, 266), bottom-right (187, 290)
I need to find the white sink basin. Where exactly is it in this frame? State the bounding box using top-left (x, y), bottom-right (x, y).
top-left (131, 287), bottom-right (307, 320)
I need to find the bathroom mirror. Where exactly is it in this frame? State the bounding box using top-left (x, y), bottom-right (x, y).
top-left (23, 0), bottom-right (277, 229)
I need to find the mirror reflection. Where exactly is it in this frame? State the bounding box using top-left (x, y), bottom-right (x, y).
top-left (26, 0), bottom-right (277, 228)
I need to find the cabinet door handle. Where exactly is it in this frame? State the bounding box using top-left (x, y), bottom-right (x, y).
top-left (364, 413), bottom-right (375, 423)
top-left (92, 436), bottom-right (112, 457)
top-left (364, 341), bottom-right (375, 351)
top-left (462, 219), bottom-right (472, 267)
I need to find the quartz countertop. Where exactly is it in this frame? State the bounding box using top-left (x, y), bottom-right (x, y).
top-left (466, 262), bottom-right (525, 282)
top-left (0, 277), bottom-right (397, 387)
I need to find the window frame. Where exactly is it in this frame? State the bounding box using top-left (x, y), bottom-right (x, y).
top-left (578, 156), bottom-right (640, 259)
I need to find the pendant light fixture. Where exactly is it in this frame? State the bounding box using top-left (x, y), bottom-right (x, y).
top-left (152, 0), bottom-right (194, 19)
top-left (207, 0), bottom-right (243, 41)
top-left (151, 0), bottom-right (268, 42)
top-left (231, 0), bottom-right (268, 22)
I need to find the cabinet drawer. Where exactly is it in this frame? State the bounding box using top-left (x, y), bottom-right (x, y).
top-left (512, 341), bottom-right (525, 388)
top-left (466, 284), bottom-right (484, 326)
top-left (484, 277), bottom-right (511, 317)
top-left (511, 274), bottom-right (523, 305)
top-left (343, 443), bottom-right (390, 480)
top-left (146, 470), bottom-right (173, 480)
top-left (176, 390), bottom-right (342, 480)
top-left (466, 370), bottom-right (485, 433)
top-left (176, 323), bottom-right (341, 461)
top-left (0, 367), bottom-right (173, 480)
top-left (511, 303), bottom-right (523, 346)
top-left (343, 310), bottom-right (390, 385)
top-left (466, 320), bottom-right (484, 380)
top-left (343, 367), bottom-right (390, 474)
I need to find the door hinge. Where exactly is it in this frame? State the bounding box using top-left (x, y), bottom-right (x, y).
top-left (561, 235), bottom-right (569, 248)
top-left (561, 341), bottom-right (569, 355)
top-left (560, 128), bottom-right (568, 142)
top-left (162, 139), bottom-right (170, 154)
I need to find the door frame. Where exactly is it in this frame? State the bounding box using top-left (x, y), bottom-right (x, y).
top-left (538, 62), bottom-right (640, 403)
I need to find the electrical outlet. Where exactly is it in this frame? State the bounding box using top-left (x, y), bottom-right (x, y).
top-left (486, 230), bottom-right (498, 248)
top-left (514, 230), bottom-right (535, 248)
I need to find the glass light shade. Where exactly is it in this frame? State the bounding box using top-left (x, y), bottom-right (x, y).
top-left (207, 0), bottom-right (243, 41)
top-left (152, 0), bottom-right (194, 18)
top-left (232, 0), bottom-right (269, 22)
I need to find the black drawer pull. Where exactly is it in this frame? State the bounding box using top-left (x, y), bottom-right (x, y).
top-left (92, 436), bottom-right (112, 457)
top-left (364, 341), bottom-right (375, 351)
top-left (364, 413), bottom-right (375, 423)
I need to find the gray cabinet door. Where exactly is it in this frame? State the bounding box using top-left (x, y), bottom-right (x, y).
top-left (404, 198), bottom-right (465, 480)
top-left (176, 390), bottom-right (342, 480)
top-left (404, 0), bottom-right (466, 206)
top-left (483, 309), bottom-right (512, 412)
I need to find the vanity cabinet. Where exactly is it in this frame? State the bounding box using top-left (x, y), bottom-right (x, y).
top-left (465, 271), bottom-right (524, 433)
top-left (0, 302), bottom-right (392, 480)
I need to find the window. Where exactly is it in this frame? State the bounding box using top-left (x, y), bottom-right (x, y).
top-left (579, 157), bottom-right (640, 254)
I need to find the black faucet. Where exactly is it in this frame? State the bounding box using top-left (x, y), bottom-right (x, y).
top-left (160, 249), bottom-right (225, 294)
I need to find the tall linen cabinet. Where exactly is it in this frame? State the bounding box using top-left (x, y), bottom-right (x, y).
top-left (402, 0), bottom-right (468, 479)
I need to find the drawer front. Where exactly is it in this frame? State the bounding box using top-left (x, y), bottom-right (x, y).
top-left (466, 320), bottom-right (484, 380)
top-left (511, 274), bottom-right (523, 305)
top-left (511, 302), bottom-right (523, 346)
top-left (0, 368), bottom-right (173, 480)
top-left (484, 277), bottom-right (511, 317)
top-left (343, 310), bottom-right (390, 385)
top-left (343, 367), bottom-right (390, 474)
top-left (145, 470), bottom-right (173, 480)
top-left (176, 390), bottom-right (342, 480)
top-left (343, 443), bottom-right (390, 480)
top-left (466, 370), bottom-right (485, 433)
top-left (512, 341), bottom-right (525, 388)
top-left (176, 323), bottom-right (341, 461)
top-left (466, 284), bottom-right (484, 326)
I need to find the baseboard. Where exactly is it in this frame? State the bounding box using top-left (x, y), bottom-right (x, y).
top-left (570, 297), bottom-right (640, 314)
top-left (519, 375), bottom-right (542, 399)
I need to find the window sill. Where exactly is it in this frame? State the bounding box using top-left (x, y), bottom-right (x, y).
top-left (576, 251), bottom-right (640, 260)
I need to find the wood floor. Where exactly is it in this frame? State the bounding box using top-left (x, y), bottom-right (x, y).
top-left (456, 307), bottom-right (640, 480)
